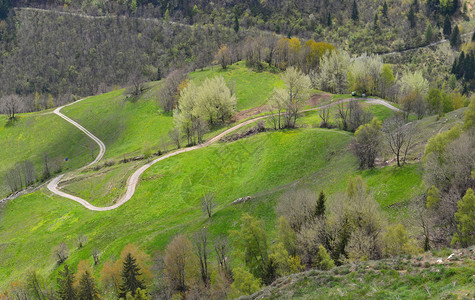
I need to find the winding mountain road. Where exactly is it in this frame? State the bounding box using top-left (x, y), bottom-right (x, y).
top-left (47, 97), bottom-right (401, 211)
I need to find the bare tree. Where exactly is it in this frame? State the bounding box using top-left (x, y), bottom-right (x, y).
top-left (53, 243), bottom-right (69, 265)
top-left (21, 160), bottom-right (36, 186)
top-left (0, 94), bottom-right (24, 120)
top-left (335, 102), bottom-right (349, 131)
top-left (276, 188), bottom-right (317, 232)
top-left (92, 248), bottom-right (100, 265)
top-left (193, 228), bottom-right (210, 287)
top-left (214, 235), bottom-right (231, 279)
top-left (201, 193), bottom-right (216, 218)
top-left (383, 115), bottom-right (414, 167)
top-left (168, 127), bottom-right (181, 149)
top-left (158, 69), bottom-right (187, 112)
top-left (215, 44), bottom-right (233, 69)
top-left (77, 234), bottom-right (88, 249)
top-left (319, 107), bottom-right (331, 128)
top-left (42, 153), bottom-right (51, 179)
top-left (5, 166), bottom-right (22, 193)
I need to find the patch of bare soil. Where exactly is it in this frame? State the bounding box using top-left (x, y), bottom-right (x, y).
top-left (232, 105), bottom-right (268, 122)
top-left (307, 93), bottom-right (332, 107)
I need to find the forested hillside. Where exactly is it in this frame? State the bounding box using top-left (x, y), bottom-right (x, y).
top-left (0, 0), bottom-right (474, 299)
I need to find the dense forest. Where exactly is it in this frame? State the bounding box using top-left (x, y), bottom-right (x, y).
top-left (0, 0), bottom-right (473, 110)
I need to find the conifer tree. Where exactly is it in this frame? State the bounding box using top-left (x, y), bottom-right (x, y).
top-left (327, 12), bottom-right (332, 27)
top-left (351, 0), bottom-right (359, 21)
top-left (315, 191), bottom-right (326, 217)
top-left (77, 271), bottom-right (99, 300)
top-left (119, 253), bottom-right (145, 298)
top-left (450, 25), bottom-right (461, 48)
top-left (408, 6), bottom-right (416, 28)
top-left (57, 264), bottom-right (76, 300)
top-left (373, 13), bottom-right (379, 30)
top-left (424, 22), bottom-right (434, 43)
top-left (443, 15), bottom-right (452, 38)
top-left (382, 1), bottom-right (388, 18)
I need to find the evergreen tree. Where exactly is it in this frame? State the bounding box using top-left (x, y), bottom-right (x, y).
top-left (77, 271), bottom-right (99, 300)
top-left (327, 12), bottom-right (332, 27)
top-left (233, 15), bottom-right (239, 33)
top-left (119, 253), bottom-right (145, 298)
top-left (373, 13), bottom-right (379, 30)
top-left (315, 191), bottom-right (326, 217)
top-left (351, 0), bottom-right (359, 21)
top-left (450, 25), bottom-right (461, 48)
top-left (382, 1), bottom-right (388, 18)
top-left (424, 22), bottom-right (434, 43)
top-left (472, 31), bottom-right (475, 41)
top-left (57, 264), bottom-right (76, 300)
top-left (464, 52), bottom-right (474, 81)
top-left (408, 6), bottom-right (416, 28)
top-left (443, 15), bottom-right (452, 38)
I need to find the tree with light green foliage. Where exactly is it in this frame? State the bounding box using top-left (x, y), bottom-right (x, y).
top-left (229, 267), bottom-right (261, 297)
top-left (348, 54), bottom-right (383, 96)
top-left (452, 189), bottom-right (475, 247)
top-left (423, 124), bottom-right (461, 162)
top-left (463, 96), bottom-right (475, 130)
top-left (426, 185), bottom-right (440, 209)
top-left (231, 214), bottom-right (269, 280)
top-left (277, 216), bottom-right (297, 256)
top-left (314, 245), bottom-right (335, 270)
top-left (269, 242), bottom-right (303, 276)
top-left (383, 224), bottom-right (420, 257)
top-left (400, 71), bottom-right (429, 98)
top-left (315, 50), bottom-right (350, 94)
top-left (268, 67), bottom-right (311, 128)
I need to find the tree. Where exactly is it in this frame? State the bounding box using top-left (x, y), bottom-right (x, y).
top-left (382, 1), bottom-right (388, 18)
top-left (77, 271), bottom-right (100, 300)
top-left (164, 234), bottom-right (198, 294)
top-left (231, 214), bottom-right (270, 282)
top-left (450, 25), bottom-right (461, 48)
top-left (408, 6), bottom-right (416, 28)
top-left (277, 216), bottom-right (297, 256)
top-left (119, 253), bottom-right (145, 298)
top-left (383, 115), bottom-right (414, 167)
top-left (233, 15), bottom-right (239, 33)
top-left (277, 188), bottom-right (317, 232)
top-left (57, 264), bottom-right (76, 300)
top-left (443, 15), bottom-right (452, 38)
top-left (315, 50), bottom-right (350, 94)
top-left (426, 185), bottom-right (440, 209)
top-left (214, 236), bottom-right (231, 279)
top-left (92, 249), bottom-right (100, 266)
top-left (268, 67), bottom-right (311, 129)
top-left (463, 96), bottom-right (475, 130)
top-left (193, 228), bottom-right (210, 287)
top-left (350, 118), bottom-right (382, 169)
top-left (314, 245), bottom-right (335, 270)
top-left (168, 127), bottom-right (181, 149)
top-left (452, 188), bottom-right (475, 247)
top-left (383, 224), bottom-right (419, 257)
top-left (0, 94), bottom-right (23, 121)
top-left (351, 0), bottom-right (359, 21)
top-left (319, 107), bottom-right (331, 128)
top-left (348, 54), bottom-right (383, 96)
top-left (201, 193), bottom-right (216, 218)
top-left (229, 267), bottom-right (261, 297)
top-left (53, 243), bottom-right (70, 265)
top-left (424, 22), bottom-right (434, 43)
top-left (158, 69), bottom-right (187, 112)
top-left (315, 191), bottom-right (326, 217)
top-left (216, 45), bottom-right (232, 69)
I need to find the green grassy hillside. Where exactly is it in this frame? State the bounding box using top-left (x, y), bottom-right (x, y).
top-left (0, 113), bottom-right (94, 196)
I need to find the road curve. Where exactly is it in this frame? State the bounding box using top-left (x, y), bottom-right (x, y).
top-left (47, 97), bottom-right (400, 211)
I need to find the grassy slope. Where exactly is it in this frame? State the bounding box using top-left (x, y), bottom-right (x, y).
top-left (0, 113), bottom-right (95, 197)
top-left (189, 62), bottom-right (283, 111)
top-left (0, 128), bottom-right (355, 287)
